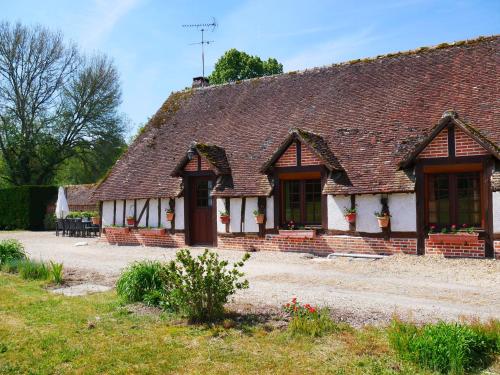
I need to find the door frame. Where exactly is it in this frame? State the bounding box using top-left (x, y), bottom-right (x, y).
top-left (183, 171), bottom-right (217, 247)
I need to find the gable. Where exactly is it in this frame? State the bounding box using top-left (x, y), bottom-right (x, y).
top-left (274, 142), bottom-right (322, 168)
top-left (455, 127), bottom-right (490, 157)
top-left (418, 128), bottom-right (448, 159)
top-left (183, 155), bottom-right (212, 172)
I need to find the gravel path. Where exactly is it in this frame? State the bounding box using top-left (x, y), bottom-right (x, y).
top-left (2, 231), bottom-right (499, 326)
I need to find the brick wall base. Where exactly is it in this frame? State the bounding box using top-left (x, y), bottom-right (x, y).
top-left (425, 238), bottom-right (485, 258)
top-left (104, 228), bottom-right (185, 247)
top-left (218, 233), bottom-right (417, 256)
top-left (495, 241), bottom-right (500, 259)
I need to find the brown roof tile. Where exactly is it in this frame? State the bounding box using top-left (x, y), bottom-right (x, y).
top-left (94, 35), bottom-right (500, 200)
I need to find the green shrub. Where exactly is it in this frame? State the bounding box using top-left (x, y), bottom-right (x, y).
top-left (165, 249), bottom-right (250, 322)
top-left (18, 259), bottom-right (50, 280)
top-left (0, 186), bottom-right (57, 230)
top-left (49, 261), bottom-right (64, 284)
top-left (283, 298), bottom-right (339, 337)
top-left (66, 211), bottom-right (98, 219)
top-left (116, 261), bottom-right (168, 305)
top-left (1, 258), bottom-right (24, 273)
top-left (388, 319), bottom-right (499, 374)
top-left (43, 213), bottom-right (57, 230)
top-left (0, 239), bottom-right (26, 265)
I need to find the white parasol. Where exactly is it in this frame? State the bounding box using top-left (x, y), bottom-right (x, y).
top-left (55, 186), bottom-right (70, 219)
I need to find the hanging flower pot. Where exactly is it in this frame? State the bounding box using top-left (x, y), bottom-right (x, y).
top-left (166, 211), bottom-right (174, 222)
top-left (219, 210), bottom-right (230, 224)
top-left (126, 217), bottom-right (136, 226)
top-left (374, 212), bottom-right (390, 228)
top-left (345, 213), bottom-right (356, 223)
top-left (253, 210), bottom-right (265, 224)
top-left (91, 216), bottom-right (101, 225)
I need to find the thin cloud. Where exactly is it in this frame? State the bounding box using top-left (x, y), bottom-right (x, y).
top-left (79, 0), bottom-right (142, 48)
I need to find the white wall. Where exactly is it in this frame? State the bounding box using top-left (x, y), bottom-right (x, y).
top-left (388, 193), bottom-right (416, 232)
top-left (174, 197), bottom-right (184, 230)
top-left (102, 201), bottom-right (114, 226)
top-left (115, 200), bottom-right (124, 226)
top-left (493, 192), bottom-right (500, 233)
top-left (266, 197), bottom-right (274, 229)
top-left (148, 199), bottom-right (159, 228)
top-left (136, 199), bottom-right (148, 227)
top-left (327, 195), bottom-right (351, 231)
top-left (216, 198), bottom-right (226, 233)
top-left (229, 198), bottom-right (242, 233)
top-left (244, 197), bottom-right (259, 233)
top-left (356, 194), bottom-right (383, 233)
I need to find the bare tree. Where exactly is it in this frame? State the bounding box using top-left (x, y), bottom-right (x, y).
top-left (0, 21), bottom-right (124, 185)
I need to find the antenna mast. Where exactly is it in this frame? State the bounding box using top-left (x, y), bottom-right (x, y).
top-left (182, 17), bottom-right (217, 78)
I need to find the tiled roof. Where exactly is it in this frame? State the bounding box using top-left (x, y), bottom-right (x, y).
top-left (94, 35), bottom-right (500, 200)
top-left (65, 184), bottom-right (97, 206)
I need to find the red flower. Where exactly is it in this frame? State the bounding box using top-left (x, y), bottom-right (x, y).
top-left (451, 224), bottom-right (456, 229)
top-left (292, 297), bottom-right (297, 304)
top-left (462, 223), bottom-right (468, 228)
top-left (309, 307), bottom-right (316, 313)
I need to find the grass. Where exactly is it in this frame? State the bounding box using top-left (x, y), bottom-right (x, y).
top-left (0, 274), bottom-right (498, 374)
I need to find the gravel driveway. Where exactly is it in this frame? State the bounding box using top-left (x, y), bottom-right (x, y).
top-left (2, 231), bottom-right (499, 326)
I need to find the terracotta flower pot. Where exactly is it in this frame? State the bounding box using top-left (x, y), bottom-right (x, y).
top-left (126, 218), bottom-right (136, 226)
top-left (166, 212), bottom-right (175, 221)
top-left (91, 216), bottom-right (101, 225)
top-left (220, 215), bottom-right (230, 224)
top-left (376, 215), bottom-right (390, 228)
top-left (255, 214), bottom-right (265, 224)
top-left (345, 213), bottom-right (356, 223)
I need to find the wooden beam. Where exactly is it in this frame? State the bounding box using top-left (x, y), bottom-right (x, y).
top-left (225, 198), bottom-right (230, 233)
top-left (133, 199), bottom-right (137, 226)
top-left (145, 199), bottom-right (150, 227)
top-left (112, 200), bottom-right (116, 226)
top-left (122, 199), bottom-right (126, 226)
top-left (381, 195), bottom-right (390, 240)
top-left (157, 198), bottom-right (161, 228)
top-left (240, 197), bottom-right (246, 233)
top-left (169, 198), bottom-right (175, 234)
top-left (136, 199), bottom-right (150, 226)
top-left (349, 195), bottom-right (356, 232)
top-left (258, 197), bottom-right (266, 238)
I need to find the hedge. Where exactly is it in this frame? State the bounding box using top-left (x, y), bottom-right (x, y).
top-left (0, 186), bottom-right (58, 230)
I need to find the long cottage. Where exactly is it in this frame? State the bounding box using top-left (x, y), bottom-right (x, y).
top-left (94, 36), bottom-right (500, 258)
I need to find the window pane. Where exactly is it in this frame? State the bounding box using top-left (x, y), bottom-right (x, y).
top-left (305, 180), bottom-right (321, 224)
top-left (428, 174), bottom-right (450, 227)
top-left (283, 180), bottom-right (300, 222)
top-left (196, 180), bottom-right (209, 208)
top-left (457, 172), bottom-right (481, 227)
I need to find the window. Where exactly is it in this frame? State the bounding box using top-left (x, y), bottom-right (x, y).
top-left (281, 179), bottom-right (322, 225)
top-left (426, 172), bottom-right (481, 229)
top-left (195, 180), bottom-right (213, 208)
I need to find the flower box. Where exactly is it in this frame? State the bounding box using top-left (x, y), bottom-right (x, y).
top-left (376, 215), bottom-right (390, 228)
top-left (428, 233), bottom-right (479, 244)
top-left (278, 229), bottom-right (316, 239)
top-left (138, 228), bottom-right (166, 236)
top-left (105, 227), bottom-right (129, 234)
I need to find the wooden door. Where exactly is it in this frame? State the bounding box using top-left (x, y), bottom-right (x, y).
top-left (189, 176), bottom-right (214, 245)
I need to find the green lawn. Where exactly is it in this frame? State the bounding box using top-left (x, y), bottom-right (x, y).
top-left (0, 274), bottom-right (495, 375)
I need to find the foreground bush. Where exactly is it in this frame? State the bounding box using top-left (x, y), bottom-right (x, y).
top-left (0, 239), bottom-right (26, 265)
top-left (116, 261), bottom-right (168, 305)
top-left (166, 249), bottom-right (250, 322)
top-left (1, 256), bottom-right (63, 283)
top-left (389, 319), bottom-right (499, 374)
top-left (284, 298), bottom-right (339, 337)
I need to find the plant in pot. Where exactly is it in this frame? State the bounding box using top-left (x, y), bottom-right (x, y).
top-left (253, 209), bottom-right (265, 224)
top-left (219, 210), bottom-right (230, 224)
top-left (89, 211), bottom-right (100, 225)
top-left (126, 216), bottom-right (136, 226)
top-left (374, 211), bottom-right (390, 228)
top-left (166, 208), bottom-right (175, 222)
top-left (343, 206), bottom-right (357, 223)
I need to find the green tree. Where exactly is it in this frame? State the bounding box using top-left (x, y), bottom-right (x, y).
top-left (0, 22), bottom-right (125, 185)
top-left (208, 49), bottom-right (283, 84)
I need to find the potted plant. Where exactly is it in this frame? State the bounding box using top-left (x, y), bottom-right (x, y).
top-left (343, 206), bottom-right (357, 223)
top-left (374, 211), bottom-right (390, 228)
top-left (278, 221), bottom-right (316, 238)
top-left (219, 210), bottom-right (230, 224)
top-left (166, 208), bottom-right (175, 222)
top-left (89, 211), bottom-right (100, 225)
top-left (253, 209), bottom-right (265, 224)
top-left (126, 216), bottom-right (136, 226)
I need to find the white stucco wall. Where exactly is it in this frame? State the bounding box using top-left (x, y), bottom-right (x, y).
top-left (266, 197), bottom-right (274, 229)
top-left (216, 198), bottom-right (226, 233)
top-left (135, 199), bottom-right (147, 227)
top-left (388, 193), bottom-right (416, 232)
top-left (125, 200), bottom-right (135, 220)
top-left (327, 195), bottom-right (351, 231)
top-left (229, 198), bottom-right (242, 233)
top-left (174, 197), bottom-right (184, 230)
top-left (356, 194), bottom-right (383, 233)
top-left (114, 200), bottom-right (124, 226)
top-left (148, 199), bottom-right (159, 228)
top-left (159, 199), bottom-right (171, 229)
top-left (493, 192), bottom-right (500, 233)
top-left (243, 197), bottom-right (259, 233)
top-left (102, 201), bottom-right (114, 226)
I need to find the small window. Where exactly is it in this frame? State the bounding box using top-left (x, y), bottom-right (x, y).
top-left (426, 172), bottom-right (481, 229)
top-left (281, 179), bottom-right (321, 226)
top-left (196, 180), bottom-right (212, 208)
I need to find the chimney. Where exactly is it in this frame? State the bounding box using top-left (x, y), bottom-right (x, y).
top-left (192, 76), bottom-right (209, 88)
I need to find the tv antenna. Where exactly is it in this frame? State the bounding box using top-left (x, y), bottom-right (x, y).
top-left (182, 17), bottom-right (218, 78)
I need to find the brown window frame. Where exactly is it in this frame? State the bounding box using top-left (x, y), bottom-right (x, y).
top-left (424, 169), bottom-right (484, 230)
top-left (280, 177), bottom-right (322, 227)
